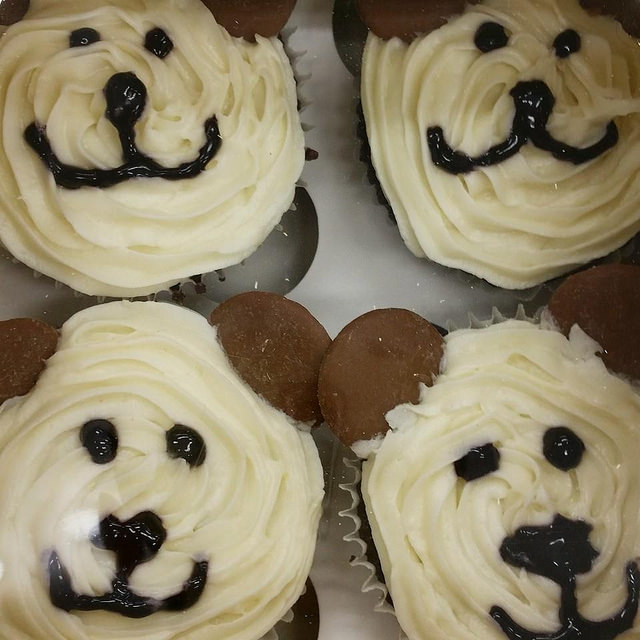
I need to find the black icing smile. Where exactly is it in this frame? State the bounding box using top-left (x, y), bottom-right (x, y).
top-left (427, 80), bottom-right (618, 175)
top-left (490, 515), bottom-right (640, 640)
top-left (25, 71), bottom-right (221, 190)
top-left (48, 511), bottom-right (208, 618)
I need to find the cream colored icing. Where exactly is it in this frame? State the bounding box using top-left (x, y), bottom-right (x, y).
top-left (362, 320), bottom-right (640, 639)
top-left (361, 0), bottom-right (640, 288)
top-left (0, 0), bottom-right (304, 297)
top-left (0, 301), bottom-right (324, 640)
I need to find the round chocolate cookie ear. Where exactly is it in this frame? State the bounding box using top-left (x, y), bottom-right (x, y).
top-left (580, 0), bottom-right (640, 38)
top-left (0, 0), bottom-right (29, 25)
top-left (318, 309), bottom-right (444, 447)
top-left (356, 0), bottom-right (480, 42)
top-left (0, 318), bottom-right (58, 404)
top-left (210, 292), bottom-right (330, 424)
top-left (548, 264), bottom-right (640, 380)
top-left (200, 0), bottom-right (297, 40)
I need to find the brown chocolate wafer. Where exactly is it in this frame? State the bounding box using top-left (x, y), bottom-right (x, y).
top-left (210, 292), bottom-right (330, 424)
top-left (318, 308), bottom-right (444, 447)
top-left (580, 0), bottom-right (640, 38)
top-left (0, 0), bottom-right (29, 25)
top-left (0, 318), bottom-right (57, 404)
top-left (356, 0), bottom-right (480, 41)
top-left (549, 264), bottom-right (640, 380)
top-left (201, 0), bottom-right (296, 40)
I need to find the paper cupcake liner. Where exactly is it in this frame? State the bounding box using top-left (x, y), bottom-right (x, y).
top-left (339, 458), bottom-right (407, 640)
top-left (339, 458), bottom-right (394, 614)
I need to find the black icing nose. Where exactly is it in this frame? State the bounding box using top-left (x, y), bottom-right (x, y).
top-left (104, 71), bottom-right (148, 130)
top-left (499, 514), bottom-right (598, 584)
top-left (91, 510), bottom-right (167, 578)
top-left (492, 515), bottom-right (640, 639)
top-left (510, 80), bottom-right (556, 131)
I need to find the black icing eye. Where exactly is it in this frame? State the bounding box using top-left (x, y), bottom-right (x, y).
top-left (145, 27), bottom-right (174, 59)
top-left (454, 443), bottom-right (500, 481)
top-left (80, 419), bottom-right (118, 464)
top-left (543, 426), bottom-right (585, 471)
top-left (69, 28), bottom-right (101, 48)
top-left (474, 22), bottom-right (509, 53)
top-left (166, 425), bottom-right (206, 467)
top-left (553, 29), bottom-right (581, 58)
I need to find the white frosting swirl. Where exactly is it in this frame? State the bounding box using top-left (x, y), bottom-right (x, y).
top-left (363, 320), bottom-right (640, 639)
top-left (0, 301), bottom-right (323, 639)
top-left (361, 0), bottom-right (640, 288)
top-left (0, 0), bottom-right (304, 296)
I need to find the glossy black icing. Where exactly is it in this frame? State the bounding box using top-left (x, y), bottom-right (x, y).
top-left (454, 443), bottom-right (500, 481)
top-left (554, 29), bottom-right (581, 58)
top-left (490, 515), bottom-right (640, 639)
top-left (80, 419), bottom-right (118, 464)
top-left (428, 79), bottom-right (618, 174)
top-left (49, 511), bottom-right (208, 618)
top-left (49, 551), bottom-right (208, 619)
top-left (92, 511), bottom-right (167, 576)
top-left (475, 22), bottom-right (509, 53)
top-left (25, 71), bottom-right (221, 189)
top-left (145, 27), bottom-right (174, 59)
top-left (70, 28), bottom-right (100, 48)
top-left (543, 426), bottom-right (585, 471)
top-left (166, 425), bottom-right (206, 467)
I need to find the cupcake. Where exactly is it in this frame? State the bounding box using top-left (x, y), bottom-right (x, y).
top-left (319, 264), bottom-right (640, 639)
top-left (0, 0), bottom-right (304, 297)
top-left (0, 292), bottom-right (329, 639)
top-left (355, 0), bottom-right (640, 289)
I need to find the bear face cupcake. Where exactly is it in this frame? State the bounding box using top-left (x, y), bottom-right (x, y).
top-left (319, 265), bottom-right (640, 639)
top-left (357, 0), bottom-right (640, 289)
top-left (0, 293), bottom-right (329, 639)
top-left (0, 0), bottom-right (304, 297)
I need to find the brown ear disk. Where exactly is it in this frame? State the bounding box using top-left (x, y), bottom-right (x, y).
top-left (318, 309), bottom-right (444, 448)
top-left (201, 0), bottom-right (296, 40)
top-left (356, 0), bottom-right (480, 42)
top-left (580, 0), bottom-right (640, 38)
top-left (0, 318), bottom-right (58, 404)
top-left (0, 0), bottom-right (29, 26)
top-left (210, 292), bottom-right (330, 424)
top-left (548, 264), bottom-right (640, 380)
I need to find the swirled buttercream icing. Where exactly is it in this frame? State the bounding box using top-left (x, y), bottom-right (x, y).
top-left (362, 320), bottom-right (640, 639)
top-left (361, 0), bottom-right (640, 288)
top-left (0, 0), bottom-right (304, 297)
top-left (0, 301), bottom-right (323, 639)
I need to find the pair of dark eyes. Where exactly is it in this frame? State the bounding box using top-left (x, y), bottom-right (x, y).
top-left (475, 22), bottom-right (582, 59)
top-left (69, 27), bottom-right (174, 59)
top-left (455, 426), bottom-right (585, 481)
top-left (80, 419), bottom-right (206, 467)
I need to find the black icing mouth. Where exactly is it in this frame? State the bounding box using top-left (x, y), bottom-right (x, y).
top-left (48, 511), bottom-right (208, 618)
top-left (25, 71), bottom-right (221, 190)
top-left (490, 515), bottom-right (639, 640)
top-left (427, 80), bottom-right (618, 175)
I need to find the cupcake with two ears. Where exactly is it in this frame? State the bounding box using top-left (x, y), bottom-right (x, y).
top-left (0, 292), bottom-right (329, 640)
top-left (319, 264), bottom-right (640, 639)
